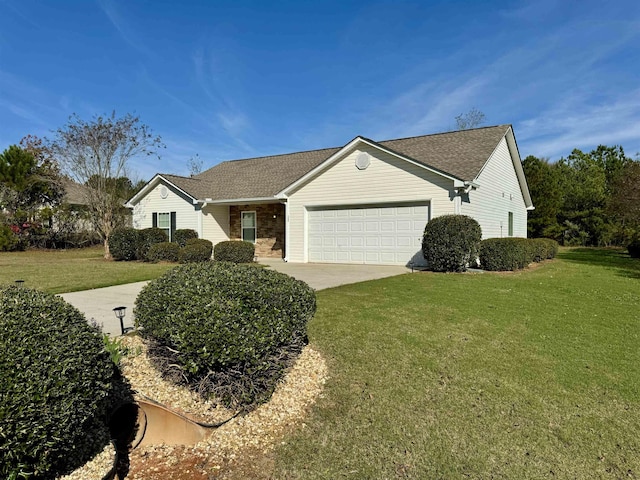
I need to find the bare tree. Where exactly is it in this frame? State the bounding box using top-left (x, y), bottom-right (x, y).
top-left (188, 153), bottom-right (203, 176)
top-left (455, 108), bottom-right (486, 130)
top-left (48, 112), bottom-right (163, 259)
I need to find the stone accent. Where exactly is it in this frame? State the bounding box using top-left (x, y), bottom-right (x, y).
top-left (229, 204), bottom-right (286, 258)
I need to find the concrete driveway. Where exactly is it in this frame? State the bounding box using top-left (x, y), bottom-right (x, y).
top-left (60, 261), bottom-right (409, 336)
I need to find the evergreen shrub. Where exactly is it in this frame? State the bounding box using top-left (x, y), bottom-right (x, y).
top-left (479, 238), bottom-right (530, 271)
top-left (628, 239), bottom-right (640, 258)
top-left (422, 215), bottom-right (482, 272)
top-left (0, 287), bottom-right (132, 479)
top-left (138, 227), bottom-right (168, 261)
top-left (147, 241), bottom-right (180, 263)
top-left (213, 240), bottom-right (255, 263)
top-left (135, 262), bottom-right (316, 408)
top-left (174, 229), bottom-right (199, 247)
top-left (0, 225), bottom-right (19, 251)
top-left (109, 227), bottom-right (141, 261)
top-left (179, 238), bottom-right (213, 263)
top-left (530, 238), bottom-right (559, 261)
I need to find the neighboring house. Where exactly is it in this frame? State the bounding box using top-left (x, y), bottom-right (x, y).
top-left (61, 177), bottom-right (91, 208)
top-left (127, 125), bottom-right (533, 266)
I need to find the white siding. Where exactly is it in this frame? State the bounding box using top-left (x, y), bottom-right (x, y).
top-left (287, 145), bottom-right (456, 262)
top-left (201, 204), bottom-right (230, 246)
top-left (131, 181), bottom-right (199, 233)
top-left (462, 137), bottom-right (528, 239)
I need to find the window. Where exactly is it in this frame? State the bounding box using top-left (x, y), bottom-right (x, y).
top-left (242, 211), bottom-right (256, 243)
top-left (158, 213), bottom-right (171, 240)
top-left (508, 212), bottom-right (513, 237)
top-left (152, 211), bottom-right (176, 241)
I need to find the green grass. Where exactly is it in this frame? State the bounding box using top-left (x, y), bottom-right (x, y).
top-left (273, 248), bottom-right (640, 479)
top-left (0, 246), bottom-right (174, 294)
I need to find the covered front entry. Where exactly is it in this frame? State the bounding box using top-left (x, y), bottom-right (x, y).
top-left (307, 203), bottom-right (429, 265)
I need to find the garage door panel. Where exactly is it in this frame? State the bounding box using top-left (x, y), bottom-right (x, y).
top-left (365, 221), bottom-right (379, 232)
top-left (380, 236), bottom-right (395, 247)
top-left (308, 203), bottom-right (429, 265)
top-left (397, 220), bottom-right (412, 231)
top-left (380, 221), bottom-right (394, 232)
top-left (396, 236), bottom-right (412, 247)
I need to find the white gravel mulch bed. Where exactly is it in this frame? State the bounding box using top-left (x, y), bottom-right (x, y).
top-left (59, 335), bottom-right (328, 479)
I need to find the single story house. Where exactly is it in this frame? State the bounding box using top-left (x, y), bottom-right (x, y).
top-left (126, 124), bottom-right (533, 266)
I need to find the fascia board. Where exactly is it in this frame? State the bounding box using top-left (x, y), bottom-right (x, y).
top-left (199, 196), bottom-right (285, 206)
top-left (504, 127), bottom-right (534, 209)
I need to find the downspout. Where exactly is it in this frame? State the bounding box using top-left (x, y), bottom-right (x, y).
top-left (283, 198), bottom-right (289, 262)
top-left (197, 201), bottom-right (207, 239)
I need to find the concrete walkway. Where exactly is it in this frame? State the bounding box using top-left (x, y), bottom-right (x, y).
top-left (60, 261), bottom-right (409, 336)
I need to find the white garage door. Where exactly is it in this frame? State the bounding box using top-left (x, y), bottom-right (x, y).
top-left (308, 204), bottom-right (429, 265)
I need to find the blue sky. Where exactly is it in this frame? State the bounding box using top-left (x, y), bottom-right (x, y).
top-left (1, 0), bottom-right (639, 181)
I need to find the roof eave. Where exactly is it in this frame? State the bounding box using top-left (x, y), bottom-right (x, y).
top-left (198, 196), bottom-right (286, 206)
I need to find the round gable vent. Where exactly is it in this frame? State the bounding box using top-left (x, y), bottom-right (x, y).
top-left (355, 152), bottom-right (370, 170)
top-left (160, 186), bottom-right (168, 199)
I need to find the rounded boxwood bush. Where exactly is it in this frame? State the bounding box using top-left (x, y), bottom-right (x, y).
top-left (214, 240), bottom-right (255, 263)
top-left (479, 238), bottom-right (530, 271)
top-left (628, 239), bottom-right (640, 258)
top-left (0, 286), bottom-right (132, 479)
top-left (109, 227), bottom-right (141, 261)
top-left (174, 229), bottom-right (199, 247)
top-left (422, 215), bottom-right (482, 272)
top-left (147, 241), bottom-right (180, 263)
top-left (179, 238), bottom-right (213, 263)
top-left (138, 227), bottom-right (168, 261)
top-left (135, 262), bottom-right (316, 408)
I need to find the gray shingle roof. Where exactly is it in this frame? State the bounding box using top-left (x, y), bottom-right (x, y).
top-left (61, 177), bottom-right (91, 205)
top-left (159, 125), bottom-right (511, 201)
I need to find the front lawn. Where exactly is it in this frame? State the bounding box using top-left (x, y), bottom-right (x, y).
top-left (272, 248), bottom-right (640, 479)
top-left (0, 246), bottom-right (174, 293)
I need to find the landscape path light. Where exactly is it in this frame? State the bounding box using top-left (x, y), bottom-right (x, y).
top-left (113, 306), bottom-right (132, 336)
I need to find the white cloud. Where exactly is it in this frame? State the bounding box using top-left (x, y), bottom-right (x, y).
top-left (97, 0), bottom-right (155, 58)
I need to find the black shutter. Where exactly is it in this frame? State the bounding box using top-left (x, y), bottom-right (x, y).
top-left (152, 212), bottom-right (157, 228)
top-left (170, 212), bottom-right (176, 242)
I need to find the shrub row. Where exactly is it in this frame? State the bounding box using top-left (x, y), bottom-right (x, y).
top-left (109, 228), bottom-right (212, 263)
top-left (479, 237), bottom-right (559, 271)
top-left (135, 262), bottom-right (316, 409)
top-left (0, 286), bottom-right (132, 479)
top-left (213, 240), bottom-right (255, 263)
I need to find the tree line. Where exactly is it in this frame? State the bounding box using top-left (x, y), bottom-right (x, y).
top-left (0, 113), bottom-right (161, 257)
top-left (523, 145), bottom-right (640, 246)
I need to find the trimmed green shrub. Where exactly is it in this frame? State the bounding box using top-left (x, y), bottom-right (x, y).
top-left (109, 227), bottom-right (141, 261)
top-left (174, 229), bottom-right (199, 247)
top-left (0, 286), bottom-right (133, 479)
top-left (135, 262), bottom-right (316, 408)
top-left (147, 241), bottom-right (180, 263)
top-left (0, 225), bottom-right (19, 251)
top-left (422, 215), bottom-right (482, 272)
top-left (179, 238), bottom-right (213, 263)
top-left (529, 238), bottom-right (559, 261)
top-left (479, 238), bottom-right (530, 271)
top-left (214, 240), bottom-right (255, 263)
top-left (628, 239), bottom-right (640, 258)
top-left (138, 227), bottom-right (168, 261)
